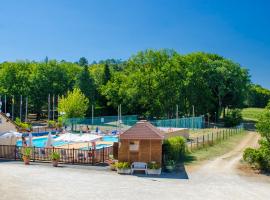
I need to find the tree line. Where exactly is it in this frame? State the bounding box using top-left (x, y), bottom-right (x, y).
top-left (0, 49), bottom-right (269, 120)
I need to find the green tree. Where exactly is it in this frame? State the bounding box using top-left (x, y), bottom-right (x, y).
top-left (58, 88), bottom-right (89, 119)
top-left (76, 66), bottom-right (96, 105)
top-left (256, 104), bottom-right (270, 142)
top-left (78, 57), bottom-right (88, 67)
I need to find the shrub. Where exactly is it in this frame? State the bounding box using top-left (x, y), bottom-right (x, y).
top-left (224, 109), bottom-right (242, 127)
top-left (243, 139), bottom-right (270, 172)
top-left (48, 120), bottom-right (56, 128)
top-left (50, 152), bottom-right (60, 161)
top-left (115, 162), bottom-right (130, 169)
top-left (15, 117), bottom-right (32, 130)
top-left (163, 136), bottom-right (186, 162)
top-left (165, 160), bottom-right (176, 167)
top-left (147, 162), bottom-right (160, 169)
top-left (22, 147), bottom-right (32, 159)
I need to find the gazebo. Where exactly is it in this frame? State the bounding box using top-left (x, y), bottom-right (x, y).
top-left (118, 120), bottom-right (164, 164)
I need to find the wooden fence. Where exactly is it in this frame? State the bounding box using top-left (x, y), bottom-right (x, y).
top-left (0, 145), bottom-right (113, 165)
top-left (186, 127), bottom-right (244, 152)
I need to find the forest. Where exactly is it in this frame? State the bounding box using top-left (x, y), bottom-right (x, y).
top-left (0, 49), bottom-right (269, 120)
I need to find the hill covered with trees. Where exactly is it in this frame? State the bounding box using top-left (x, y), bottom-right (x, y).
top-left (0, 49), bottom-right (269, 120)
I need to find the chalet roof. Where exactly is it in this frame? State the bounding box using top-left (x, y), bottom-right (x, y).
top-left (0, 112), bottom-right (19, 130)
top-left (120, 120), bottom-right (164, 140)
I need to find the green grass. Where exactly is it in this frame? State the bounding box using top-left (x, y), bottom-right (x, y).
top-left (241, 107), bottom-right (265, 122)
top-left (185, 131), bottom-right (246, 165)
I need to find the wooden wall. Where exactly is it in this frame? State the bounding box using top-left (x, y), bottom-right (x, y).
top-left (118, 139), bottom-right (162, 164)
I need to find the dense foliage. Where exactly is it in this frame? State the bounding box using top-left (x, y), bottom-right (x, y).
top-left (163, 136), bottom-right (186, 162)
top-left (0, 50), bottom-right (256, 120)
top-left (58, 88), bottom-right (89, 119)
top-left (243, 102), bottom-right (270, 172)
top-left (247, 84), bottom-right (270, 108)
top-left (224, 109), bottom-right (243, 127)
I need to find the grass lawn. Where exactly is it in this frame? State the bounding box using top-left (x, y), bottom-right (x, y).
top-left (189, 128), bottom-right (227, 139)
top-left (241, 107), bottom-right (265, 122)
top-left (185, 131), bottom-right (246, 165)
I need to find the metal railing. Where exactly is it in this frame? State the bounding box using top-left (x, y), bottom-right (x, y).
top-left (0, 145), bottom-right (113, 165)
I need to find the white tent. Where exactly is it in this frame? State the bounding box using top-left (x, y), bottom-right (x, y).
top-left (0, 131), bottom-right (22, 145)
top-left (54, 132), bottom-right (80, 142)
top-left (74, 134), bottom-right (102, 150)
top-left (45, 132), bottom-right (54, 147)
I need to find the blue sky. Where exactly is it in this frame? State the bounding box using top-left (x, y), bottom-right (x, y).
top-left (0, 0), bottom-right (270, 88)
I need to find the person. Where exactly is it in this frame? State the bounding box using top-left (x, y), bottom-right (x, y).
top-left (22, 136), bottom-right (27, 147)
top-left (86, 125), bottom-right (90, 133)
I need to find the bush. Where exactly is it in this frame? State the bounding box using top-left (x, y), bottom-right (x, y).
top-left (147, 162), bottom-right (160, 169)
top-left (115, 162), bottom-right (130, 169)
top-left (163, 136), bottom-right (186, 162)
top-left (50, 152), bottom-right (61, 161)
top-left (15, 118), bottom-right (32, 130)
top-left (224, 109), bottom-right (242, 127)
top-left (243, 139), bottom-right (270, 172)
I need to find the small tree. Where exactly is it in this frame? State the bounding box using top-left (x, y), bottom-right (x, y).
top-left (256, 103), bottom-right (270, 142)
top-left (224, 109), bottom-right (242, 127)
top-left (58, 88), bottom-right (89, 119)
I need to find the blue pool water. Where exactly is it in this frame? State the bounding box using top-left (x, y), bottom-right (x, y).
top-left (102, 135), bottom-right (118, 142)
top-left (16, 136), bottom-right (68, 148)
top-left (16, 135), bottom-right (118, 148)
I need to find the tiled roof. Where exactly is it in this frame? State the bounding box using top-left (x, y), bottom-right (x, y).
top-left (120, 120), bottom-right (164, 140)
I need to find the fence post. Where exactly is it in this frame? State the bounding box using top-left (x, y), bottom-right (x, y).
top-left (207, 134), bottom-right (209, 145)
top-left (202, 135), bottom-right (205, 147)
top-left (102, 147), bottom-right (105, 163)
top-left (92, 148), bottom-right (95, 165)
top-left (14, 145), bottom-right (17, 160)
top-left (190, 140), bottom-right (193, 151)
top-left (72, 148), bottom-right (75, 164)
top-left (212, 132), bottom-right (214, 145)
top-left (33, 146), bottom-right (35, 162)
top-left (196, 137), bottom-right (199, 149)
top-left (223, 130), bottom-right (224, 140)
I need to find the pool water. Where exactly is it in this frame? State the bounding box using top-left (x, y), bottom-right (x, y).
top-left (102, 135), bottom-right (118, 142)
top-left (16, 136), bottom-right (68, 148)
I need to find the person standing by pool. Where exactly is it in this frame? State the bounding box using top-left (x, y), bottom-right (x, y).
top-left (22, 136), bottom-right (27, 147)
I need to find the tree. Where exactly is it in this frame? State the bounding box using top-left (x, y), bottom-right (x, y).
top-left (58, 88), bottom-right (89, 119)
top-left (247, 84), bottom-right (270, 108)
top-left (103, 64), bottom-right (111, 84)
top-left (256, 103), bottom-right (270, 142)
top-left (78, 57), bottom-right (88, 67)
top-left (76, 65), bottom-right (96, 104)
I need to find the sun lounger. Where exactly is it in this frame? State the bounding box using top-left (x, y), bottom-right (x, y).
top-left (131, 162), bottom-right (147, 174)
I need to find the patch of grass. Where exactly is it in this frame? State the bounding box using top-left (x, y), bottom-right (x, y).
top-left (189, 128), bottom-right (227, 139)
top-left (185, 131), bottom-right (246, 165)
top-left (241, 108), bottom-right (265, 122)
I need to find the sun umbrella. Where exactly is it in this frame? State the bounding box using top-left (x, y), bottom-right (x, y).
top-left (74, 134), bottom-right (102, 150)
top-left (28, 133), bottom-right (33, 147)
top-left (45, 132), bottom-right (54, 147)
top-left (54, 132), bottom-right (80, 149)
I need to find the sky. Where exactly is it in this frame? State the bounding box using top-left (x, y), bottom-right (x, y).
top-left (0, 0), bottom-right (270, 88)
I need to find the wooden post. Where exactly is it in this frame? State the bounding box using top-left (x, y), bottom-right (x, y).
top-left (212, 132), bottom-right (214, 145)
top-left (202, 135), bottom-right (205, 147)
top-left (33, 146), bottom-right (35, 162)
top-left (196, 137), bottom-right (199, 149)
top-left (72, 148), bottom-right (75, 164)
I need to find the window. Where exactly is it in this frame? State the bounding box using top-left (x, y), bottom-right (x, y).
top-left (129, 141), bottom-right (139, 151)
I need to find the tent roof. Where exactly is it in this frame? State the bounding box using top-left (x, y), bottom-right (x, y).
top-left (120, 120), bottom-right (164, 140)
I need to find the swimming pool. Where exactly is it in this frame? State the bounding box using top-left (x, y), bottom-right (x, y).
top-left (102, 135), bottom-right (118, 142)
top-left (16, 136), bottom-right (68, 148)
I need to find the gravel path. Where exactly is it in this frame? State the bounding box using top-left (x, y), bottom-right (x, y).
top-left (0, 132), bottom-right (269, 200)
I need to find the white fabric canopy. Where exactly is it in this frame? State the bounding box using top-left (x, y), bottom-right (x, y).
top-left (74, 134), bottom-right (101, 143)
top-left (0, 131), bottom-right (22, 138)
top-left (0, 131), bottom-right (20, 145)
top-left (54, 132), bottom-right (80, 142)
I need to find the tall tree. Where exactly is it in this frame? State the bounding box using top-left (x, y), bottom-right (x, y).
top-left (78, 57), bottom-right (88, 67)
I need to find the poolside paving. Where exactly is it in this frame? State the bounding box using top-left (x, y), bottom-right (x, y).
top-left (0, 160), bottom-right (269, 200)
